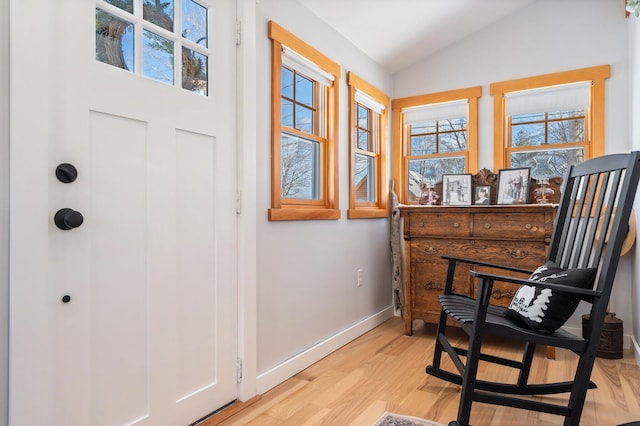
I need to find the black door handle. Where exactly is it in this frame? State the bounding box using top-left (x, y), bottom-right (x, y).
top-left (54, 208), bottom-right (84, 230)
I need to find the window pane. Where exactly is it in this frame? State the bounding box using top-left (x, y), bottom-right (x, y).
top-left (357, 105), bottom-right (369, 129)
top-left (296, 74), bottom-right (313, 107)
top-left (438, 117), bottom-right (466, 132)
top-left (96, 9), bottom-right (134, 71)
top-left (295, 104), bottom-right (313, 133)
top-left (281, 133), bottom-right (320, 200)
top-left (357, 129), bottom-right (370, 151)
top-left (355, 153), bottom-right (376, 203)
top-left (511, 122), bottom-right (545, 146)
top-left (407, 157), bottom-right (465, 201)
top-left (143, 0), bottom-right (174, 32)
top-left (439, 131), bottom-right (467, 153)
top-left (510, 148), bottom-right (585, 178)
top-left (281, 67), bottom-right (293, 99)
top-left (410, 122), bottom-right (436, 135)
top-left (511, 112), bottom-right (544, 124)
top-left (143, 29), bottom-right (174, 84)
top-left (410, 135), bottom-right (436, 155)
top-left (548, 119), bottom-right (584, 144)
top-left (182, 47), bottom-right (207, 95)
top-left (103, 0), bottom-right (133, 14)
top-left (182, 0), bottom-right (208, 47)
top-left (548, 110), bottom-right (584, 120)
top-left (281, 99), bottom-right (293, 127)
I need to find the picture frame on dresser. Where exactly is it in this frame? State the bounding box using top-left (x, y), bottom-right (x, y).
top-left (441, 173), bottom-right (472, 206)
top-left (496, 167), bottom-right (531, 204)
top-left (474, 185), bottom-right (491, 205)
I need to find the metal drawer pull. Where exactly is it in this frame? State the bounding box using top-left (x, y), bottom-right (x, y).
top-left (525, 223), bottom-right (532, 229)
top-left (508, 249), bottom-right (528, 259)
top-left (424, 246), bottom-right (439, 254)
top-left (491, 289), bottom-right (516, 300)
top-left (452, 222), bottom-right (460, 228)
top-left (484, 223), bottom-right (491, 229)
top-left (421, 281), bottom-right (444, 291)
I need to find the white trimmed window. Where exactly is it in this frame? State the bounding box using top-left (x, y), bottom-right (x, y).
top-left (96, 0), bottom-right (210, 95)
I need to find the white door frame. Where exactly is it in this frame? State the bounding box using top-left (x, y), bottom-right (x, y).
top-left (1, 0), bottom-right (10, 423)
top-left (236, 0), bottom-right (258, 402)
top-left (9, 1), bottom-right (56, 423)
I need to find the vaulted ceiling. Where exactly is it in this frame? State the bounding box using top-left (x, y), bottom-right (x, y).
top-left (297, 0), bottom-right (537, 73)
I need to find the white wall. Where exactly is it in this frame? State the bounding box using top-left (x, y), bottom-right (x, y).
top-left (628, 11), bottom-right (640, 364)
top-left (394, 0), bottom-right (635, 341)
top-left (254, 0), bottom-right (394, 392)
top-left (1, 0), bottom-right (9, 422)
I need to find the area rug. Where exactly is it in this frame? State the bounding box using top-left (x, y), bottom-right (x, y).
top-left (373, 411), bottom-right (446, 426)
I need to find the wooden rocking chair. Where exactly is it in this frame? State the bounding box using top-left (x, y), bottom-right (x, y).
top-left (426, 152), bottom-right (640, 426)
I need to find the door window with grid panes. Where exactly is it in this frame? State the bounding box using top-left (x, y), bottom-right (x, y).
top-left (96, 0), bottom-right (210, 95)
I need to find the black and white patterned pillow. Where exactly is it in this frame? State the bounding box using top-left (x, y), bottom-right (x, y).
top-left (505, 261), bottom-right (597, 334)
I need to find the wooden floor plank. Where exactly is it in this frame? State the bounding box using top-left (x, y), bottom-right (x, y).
top-left (218, 317), bottom-right (640, 425)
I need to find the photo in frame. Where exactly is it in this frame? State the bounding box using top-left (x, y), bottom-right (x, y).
top-left (496, 167), bottom-right (531, 204)
top-left (441, 174), bottom-right (472, 206)
top-left (474, 185), bottom-right (491, 205)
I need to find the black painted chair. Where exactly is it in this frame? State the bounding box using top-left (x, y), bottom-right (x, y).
top-left (426, 152), bottom-right (640, 426)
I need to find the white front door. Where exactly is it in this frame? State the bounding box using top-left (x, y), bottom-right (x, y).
top-left (10, 1), bottom-right (238, 425)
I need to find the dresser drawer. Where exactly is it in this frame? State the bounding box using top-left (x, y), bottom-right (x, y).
top-left (411, 238), bottom-right (545, 269)
top-left (462, 239), bottom-right (547, 269)
top-left (411, 262), bottom-right (470, 311)
top-left (409, 213), bottom-right (470, 237)
top-left (472, 212), bottom-right (547, 240)
top-left (472, 265), bottom-right (532, 307)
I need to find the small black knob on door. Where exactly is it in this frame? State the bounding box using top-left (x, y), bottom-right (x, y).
top-left (55, 163), bottom-right (78, 183)
top-left (54, 208), bottom-right (84, 230)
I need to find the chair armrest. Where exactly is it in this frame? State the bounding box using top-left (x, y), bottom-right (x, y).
top-left (441, 255), bottom-right (533, 276)
top-left (470, 270), bottom-right (601, 302)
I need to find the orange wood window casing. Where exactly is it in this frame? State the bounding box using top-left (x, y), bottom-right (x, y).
top-left (392, 86), bottom-right (482, 205)
top-left (347, 72), bottom-right (390, 219)
top-left (490, 65), bottom-right (610, 170)
top-left (268, 21), bottom-right (341, 221)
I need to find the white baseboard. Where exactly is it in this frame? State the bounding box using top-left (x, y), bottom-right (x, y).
top-left (632, 335), bottom-right (640, 367)
top-left (256, 306), bottom-right (395, 394)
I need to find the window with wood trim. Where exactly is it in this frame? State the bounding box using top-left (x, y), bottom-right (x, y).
top-left (490, 65), bottom-right (610, 179)
top-left (347, 72), bottom-right (389, 219)
top-left (392, 87), bottom-right (481, 204)
top-left (268, 21), bottom-right (341, 221)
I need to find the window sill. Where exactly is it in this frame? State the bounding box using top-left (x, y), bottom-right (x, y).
top-left (268, 208), bottom-right (341, 221)
top-left (347, 209), bottom-right (389, 219)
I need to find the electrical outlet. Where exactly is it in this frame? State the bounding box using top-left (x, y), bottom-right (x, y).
top-left (357, 269), bottom-right (364, 287)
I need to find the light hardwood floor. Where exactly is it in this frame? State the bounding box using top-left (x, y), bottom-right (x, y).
top-left (213, 316), bottom-right (640, 426)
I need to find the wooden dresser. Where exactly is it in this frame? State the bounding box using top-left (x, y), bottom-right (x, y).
top-left (399, 204), bottom-right (557, 336)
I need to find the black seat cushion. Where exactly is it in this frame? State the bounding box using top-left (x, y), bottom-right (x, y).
top-left (505, 261), bottom-right (597, 334)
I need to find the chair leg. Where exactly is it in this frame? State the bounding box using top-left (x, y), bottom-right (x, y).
top-left (564, 354), bottom-right (597, 426)
top-left (431, 307), bottom-right (449, 370)
top-left (456, 332), bottom-right (484, 426)
top-left (517, 342), bottom-right (536, 387)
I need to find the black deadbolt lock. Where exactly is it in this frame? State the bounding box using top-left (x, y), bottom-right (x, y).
top-left (54, 208), bottom-right (84, 230)
top-left (56, 163), bottom-right (78, 183)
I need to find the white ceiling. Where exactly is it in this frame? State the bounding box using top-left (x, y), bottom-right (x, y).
top-left (297, 0), bottom-right (537, 73)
